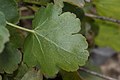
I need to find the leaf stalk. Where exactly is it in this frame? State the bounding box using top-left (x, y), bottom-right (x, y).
top-left (6, 21), bottom-right (35, 33)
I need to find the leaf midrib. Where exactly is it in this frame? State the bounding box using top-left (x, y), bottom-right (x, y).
top-left (34, 32), bottom-right (87, 60)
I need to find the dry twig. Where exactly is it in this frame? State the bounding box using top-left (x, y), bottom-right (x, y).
top-left (85, 13), bottom-right (120, 24)
top-left (79, 68), bottom-right (118, 80)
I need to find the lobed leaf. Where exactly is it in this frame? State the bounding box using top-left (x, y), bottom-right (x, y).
top-left (0, 12), bottom-right (10, 53)
top-left (0, 0), bottom-right (19, 23)
top-left (0, 0), bottom-right (20, 52)
top-left (0, 43), bottom-right (22, 73)
top-left (23, 4), bottom-right (89, 77)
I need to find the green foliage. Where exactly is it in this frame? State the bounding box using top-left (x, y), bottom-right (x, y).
top-left (93, 0), bottom-right (120, 19)
top-left (95, 20), bottom-right (120, 51)
top-left (21, 69), bottom-right (43, 80)
top-left (7, 27), bottom-right (25, 48)
top-left (14, 63), bottom-right (28, 80)
top-left (0, 12), bottom-right (10, 53)
top-left (2, 0), bottom-right (120, 79)
top-left (61, 71), bottom-right (84, 80)
top-left (63, 0), bottom-right (85, 7)
top-left (54, 0), bottom-right (85, 8)
top-left (0, 43), bottom-right (21, 73)
top-left (23, 0), bottom-right (51, 5)
top-left (63, 2), bottom-right (85, 20)
top-left (0, 0), bottom-right (19, 53)
top-left (0, 0), bottom-right (19, 23)
top-left (23, 3), bottom-right (89, 77)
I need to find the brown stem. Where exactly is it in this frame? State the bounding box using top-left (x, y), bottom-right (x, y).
top-left (85, 13), bottom-right (120, 24)
top-left (79, 68), bottom-right (118, 80)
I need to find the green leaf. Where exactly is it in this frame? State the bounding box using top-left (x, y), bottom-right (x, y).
top-left (21, 69), bottom-right (43, 80)
top-left (15, 63), bottom-right (29, 80)
top-left (93, 0), bottom-right (120, 19)
top-left (0, 12), bottom-right (10, 53)
top-left (63, 0), bottom-right (85, 7)
top-left (23, 4), bottom-right (89, 77)
top-left (7, 27), bottom-right (25, 48)
top-left (0, 0), bottom-right (19, 23)
top-left (95, 20), bottom-right (120, 51)
top-left (23, 0), bottom-right (51, 5)
top-left (54, 0), bottom-right (85, 8)
top-left (61, 71), bottom-right (84, 80)
top-left (0, 43), bottom-right (22, 73)
top-left (63, 2), bottom-right (85, 20)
